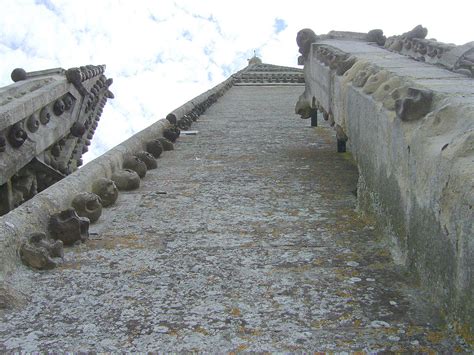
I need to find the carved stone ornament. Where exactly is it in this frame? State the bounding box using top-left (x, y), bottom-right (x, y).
top-left (91, 178), bottom-right (119, 207)
top-left (111, 169), bottom-right (141, 191)
top-left (7, 123), bottom-right (28, 148)
top-left (296, 28), bottom-right (318, 59)
top-left (145, 139), bottom-right (164, 158)
top-left (395, 87), bottom-right (433, 121)
top-left (134, 151), bottom-right (158, 169)
top-left (63, 95), bottom-right (74, 111)
top-left (49, 208), bottom-right (89, 246)
top-left (0, 135), bottom-right (6, 152)
top-left (157, 137), bottom-right (174, 151)
top-left (39, 107), bottom-right (51, 124)
top-left (70, 122), bottom-right (86, 137)
top-left (122, 155), bottom-right (147, 178)
top-left (71, 192), bottom-right (103, 223)
top-left (19, 232), bottom-right (64, 270)
top-left (26, 114), bottom-right (40, 133)
top-left (53, 99), bottom-right (66, 116)
top-left (163, 127), bottom-right (180, 143)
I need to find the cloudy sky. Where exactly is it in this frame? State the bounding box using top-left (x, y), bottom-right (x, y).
top-left (1, 0), bottom-right (473, 163)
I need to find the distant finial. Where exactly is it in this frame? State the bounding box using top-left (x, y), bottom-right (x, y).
top-left (248, 50), bottom-right (262, 66)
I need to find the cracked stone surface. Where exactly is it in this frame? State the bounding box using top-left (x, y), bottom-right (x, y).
top-left (0, 86), bottom-right (471, 352)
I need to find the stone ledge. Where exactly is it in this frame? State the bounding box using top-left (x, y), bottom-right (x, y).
top-left (298, 37), bottom-right (474, 336)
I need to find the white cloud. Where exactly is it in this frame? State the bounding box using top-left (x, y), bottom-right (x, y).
top-left (1, 0), bottom-right (473, 162)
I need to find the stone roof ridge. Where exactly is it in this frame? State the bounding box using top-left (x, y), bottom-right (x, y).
top-left (233, 62), bottom-right (304, 85)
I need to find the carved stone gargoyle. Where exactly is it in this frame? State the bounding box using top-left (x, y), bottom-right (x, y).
top-left (134, 151), bottom-right (157, 170)
top-left (20, 232), bottom-right (64, 270)
top-left (49, 208), bottom-right (89, 246)
top-left (145, 139), bottom-right (163, 158)
top-left (296, 28), bottom-right (318, 60)
top-left (111, 169), bottom-right (141, 191)
top-left (395, 87), bottom-right (433, 121)
top-left (92, 178), bottom-right (118, 207)
top-left (157, 138), bottom-right (174, 151)
top-left (71, 192), bottom-right (103, 223)
top-left (123, 155), bottom-right (147, 178)
top-left (163, 127), bottom-right (180, 143)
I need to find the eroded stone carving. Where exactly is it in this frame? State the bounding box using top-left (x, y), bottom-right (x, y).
top-left (295, 93), bottom-right (313, 119)
top-left (53, 99), bottom-right (65, 116)
top-left (366, 29), bottom-right (386, 46)
top-left (297, 28), bottom-right (318, 59)
top-left (352, 65), bottom-right (377, 87)
top-left (145, 139), bottom-right (163, 159)
top-left (71, 192), bottom-right (103, 223)
top-left (49, 208), bottom-right (89, 246)
top-left (395, 87), bottom-right (433, 121)
top-left (8, 123), bottom-right (28, 148)
top-left (363, 70), bottom-right (390, 95)
top-left (373, 76), bottom-right (403, 102)
top-left (70, 122), bottom-right (86, 137)
top-left (163, 127), bottom-right (180, 143)
top-left (92, 178), bottom-right (118, 207)
top-left (0, 135), bottom-right (6, 152)
top-left (111, 169), bottom-right (141, 191)
top-left (20, 232), bottom-right (64, 270)
top-left (134, 151), bottom-right (157, 170)
top-left (39, 107), bottom-right (51, 124)
top-left (157, 137), bottom-right (174, 151)
top-left (123, 155), bottom-right (147, 178)
top-left (26, 114), bottom-right (40, 133)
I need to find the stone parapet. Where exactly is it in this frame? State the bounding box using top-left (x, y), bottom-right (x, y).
top-left (297, 31), bottom-right (473, 336)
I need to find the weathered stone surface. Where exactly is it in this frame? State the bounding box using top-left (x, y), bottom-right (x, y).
top-left (111, 169), bottom-right (140, 191)
top-left (71, 192), bottom-right (103, 223)
top-left (300, 33), bottom-right (474, 335)
top-left (157, 137), bottom-right (174, 151)
top-left (145, 139), bottom-right (163, 158)
top-left (49, 208), bottom-right (89, 246)
top-left (122, 155), bottom-right (147, 178)
top-left (92, 178), bottom-right (119, 207)
top-left (134, 151), bottom-right (157, 169)
top-left (0, 85), bottom-right (469, 352)
top-left (19, 232), bottom-right (63, 270)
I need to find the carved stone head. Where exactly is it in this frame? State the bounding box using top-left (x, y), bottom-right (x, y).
top-left (20, 232), bottom-right (64, 270)
top-left (134, 151), bottom-right (157, 170)
top-left (92, 178), bottom-right (119, 207)
top-left (122, 155), bottom-right (147, 178)
top-left (49, 208), bottom-right (89, 246)
top-left (71, 192), bottom-right (103, 223)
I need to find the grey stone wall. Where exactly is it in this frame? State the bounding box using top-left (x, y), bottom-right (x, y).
top-left (299, 38), bottom-right (473, 334)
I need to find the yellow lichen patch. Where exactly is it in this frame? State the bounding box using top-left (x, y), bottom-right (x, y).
top-left (312, 258), bottom-right (325, 266)
top-left (194, 326), bottom-right (209, 335)
top-left (57, 261), bottom-right (82, 270)
top-left (238, 326), bottom-right (262, 336)
top-left (311, 319), bottom-right (332, 329)
top-left (84, 234), bottom-right (146, 251)
top-left (229, 307), bottom-right (241, 317)
top-left (230, 343), bottom-right (249, 353)
top-left (353, 319), bottom-right (362, 327)
top-left (454, 321), bottom-right (474, 346)
top-left (426, 331), bottom-right (445, 343)
top-left (406, 325), bottom-right (424, 337)
top-left (335, 290), bottom-right (351, 298)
